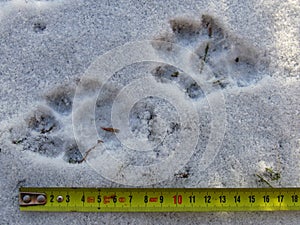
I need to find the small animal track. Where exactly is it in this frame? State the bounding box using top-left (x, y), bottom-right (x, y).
top-left (44, 85), bottom-right (75, 115)
top-left (26, 105), bottom-right (60, 134)
top-left (201, 15), bottom-right (225, 41)
top-left (153, 14), bottom-right (270, 90)
top-left (151, 65), bottom-right (204, 99)
top-left (7, 13), bottom-right (271, 170)
top-left (169, 17), bottom-right (202, 36)
top-left (63, 141), bottom-right (84, 164)
top-left (33, 21), bottom-right (47, 33)
top-left (23, 134), bottom-right (64, 157)
top-left (9, 84), bottom-right (79, 163)
top-left (129, 96), bottom-right (180, 144)
top-left (92, 64), bottom-right (183, 166)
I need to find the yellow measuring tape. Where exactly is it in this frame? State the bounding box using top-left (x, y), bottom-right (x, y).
top-left (19, 187), bottom-right (300, 212)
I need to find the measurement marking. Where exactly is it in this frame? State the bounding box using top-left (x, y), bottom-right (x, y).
top-left (144, 192), bottom-right (147, 207)
top-left (66, 192), bottom-right (70, 206)
top-left (87, 196), bottom-right (95, 203)
top-left (129, 191), bottom-right (132, 207)
top-left (50, 191), bottom-right (54, 206)
top-left (149, 197), bottom-right (158, 203)
top-left (118, 197), bottom-right (126, 203)
top-left (19, 188), bottom-right (300, 212)
top-left (97, 190), bottom-right (101, 210)
top-left (160, 191), bottom-right (163, 207)
top-left (189, 192), bottom-right (194, 206)
top-left (81, 192), bottom-right (85, 206)
top-left (114, 192), bottom-right (117, 206)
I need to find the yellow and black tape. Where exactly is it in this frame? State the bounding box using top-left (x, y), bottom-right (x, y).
top-left (19, 187), bottom-right (300, 212)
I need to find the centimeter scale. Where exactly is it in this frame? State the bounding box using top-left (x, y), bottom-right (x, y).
top-left (19, 187), bottom-right (300, 212)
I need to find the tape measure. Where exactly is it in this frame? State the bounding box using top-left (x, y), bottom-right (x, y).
top-left (19, 187), bottom-right (300, 212)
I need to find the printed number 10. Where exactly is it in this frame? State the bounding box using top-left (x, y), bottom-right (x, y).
top-left (173, 195), bottom-right (182, 204)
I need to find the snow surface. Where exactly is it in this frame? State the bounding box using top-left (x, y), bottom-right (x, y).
top-left (0, 0), bottom-right (299, 224)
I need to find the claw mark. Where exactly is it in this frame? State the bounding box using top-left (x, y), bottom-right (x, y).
top-left (174, 172), bottom-right (189, 178)
top-left (212, 78), bottom-right (228, 88)
top-left (171, 71), bottom-right (179, 77)
top-left (208, 26), bottom-right (212, 38)
top-left (12, 137), bottom-right (26, 145)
